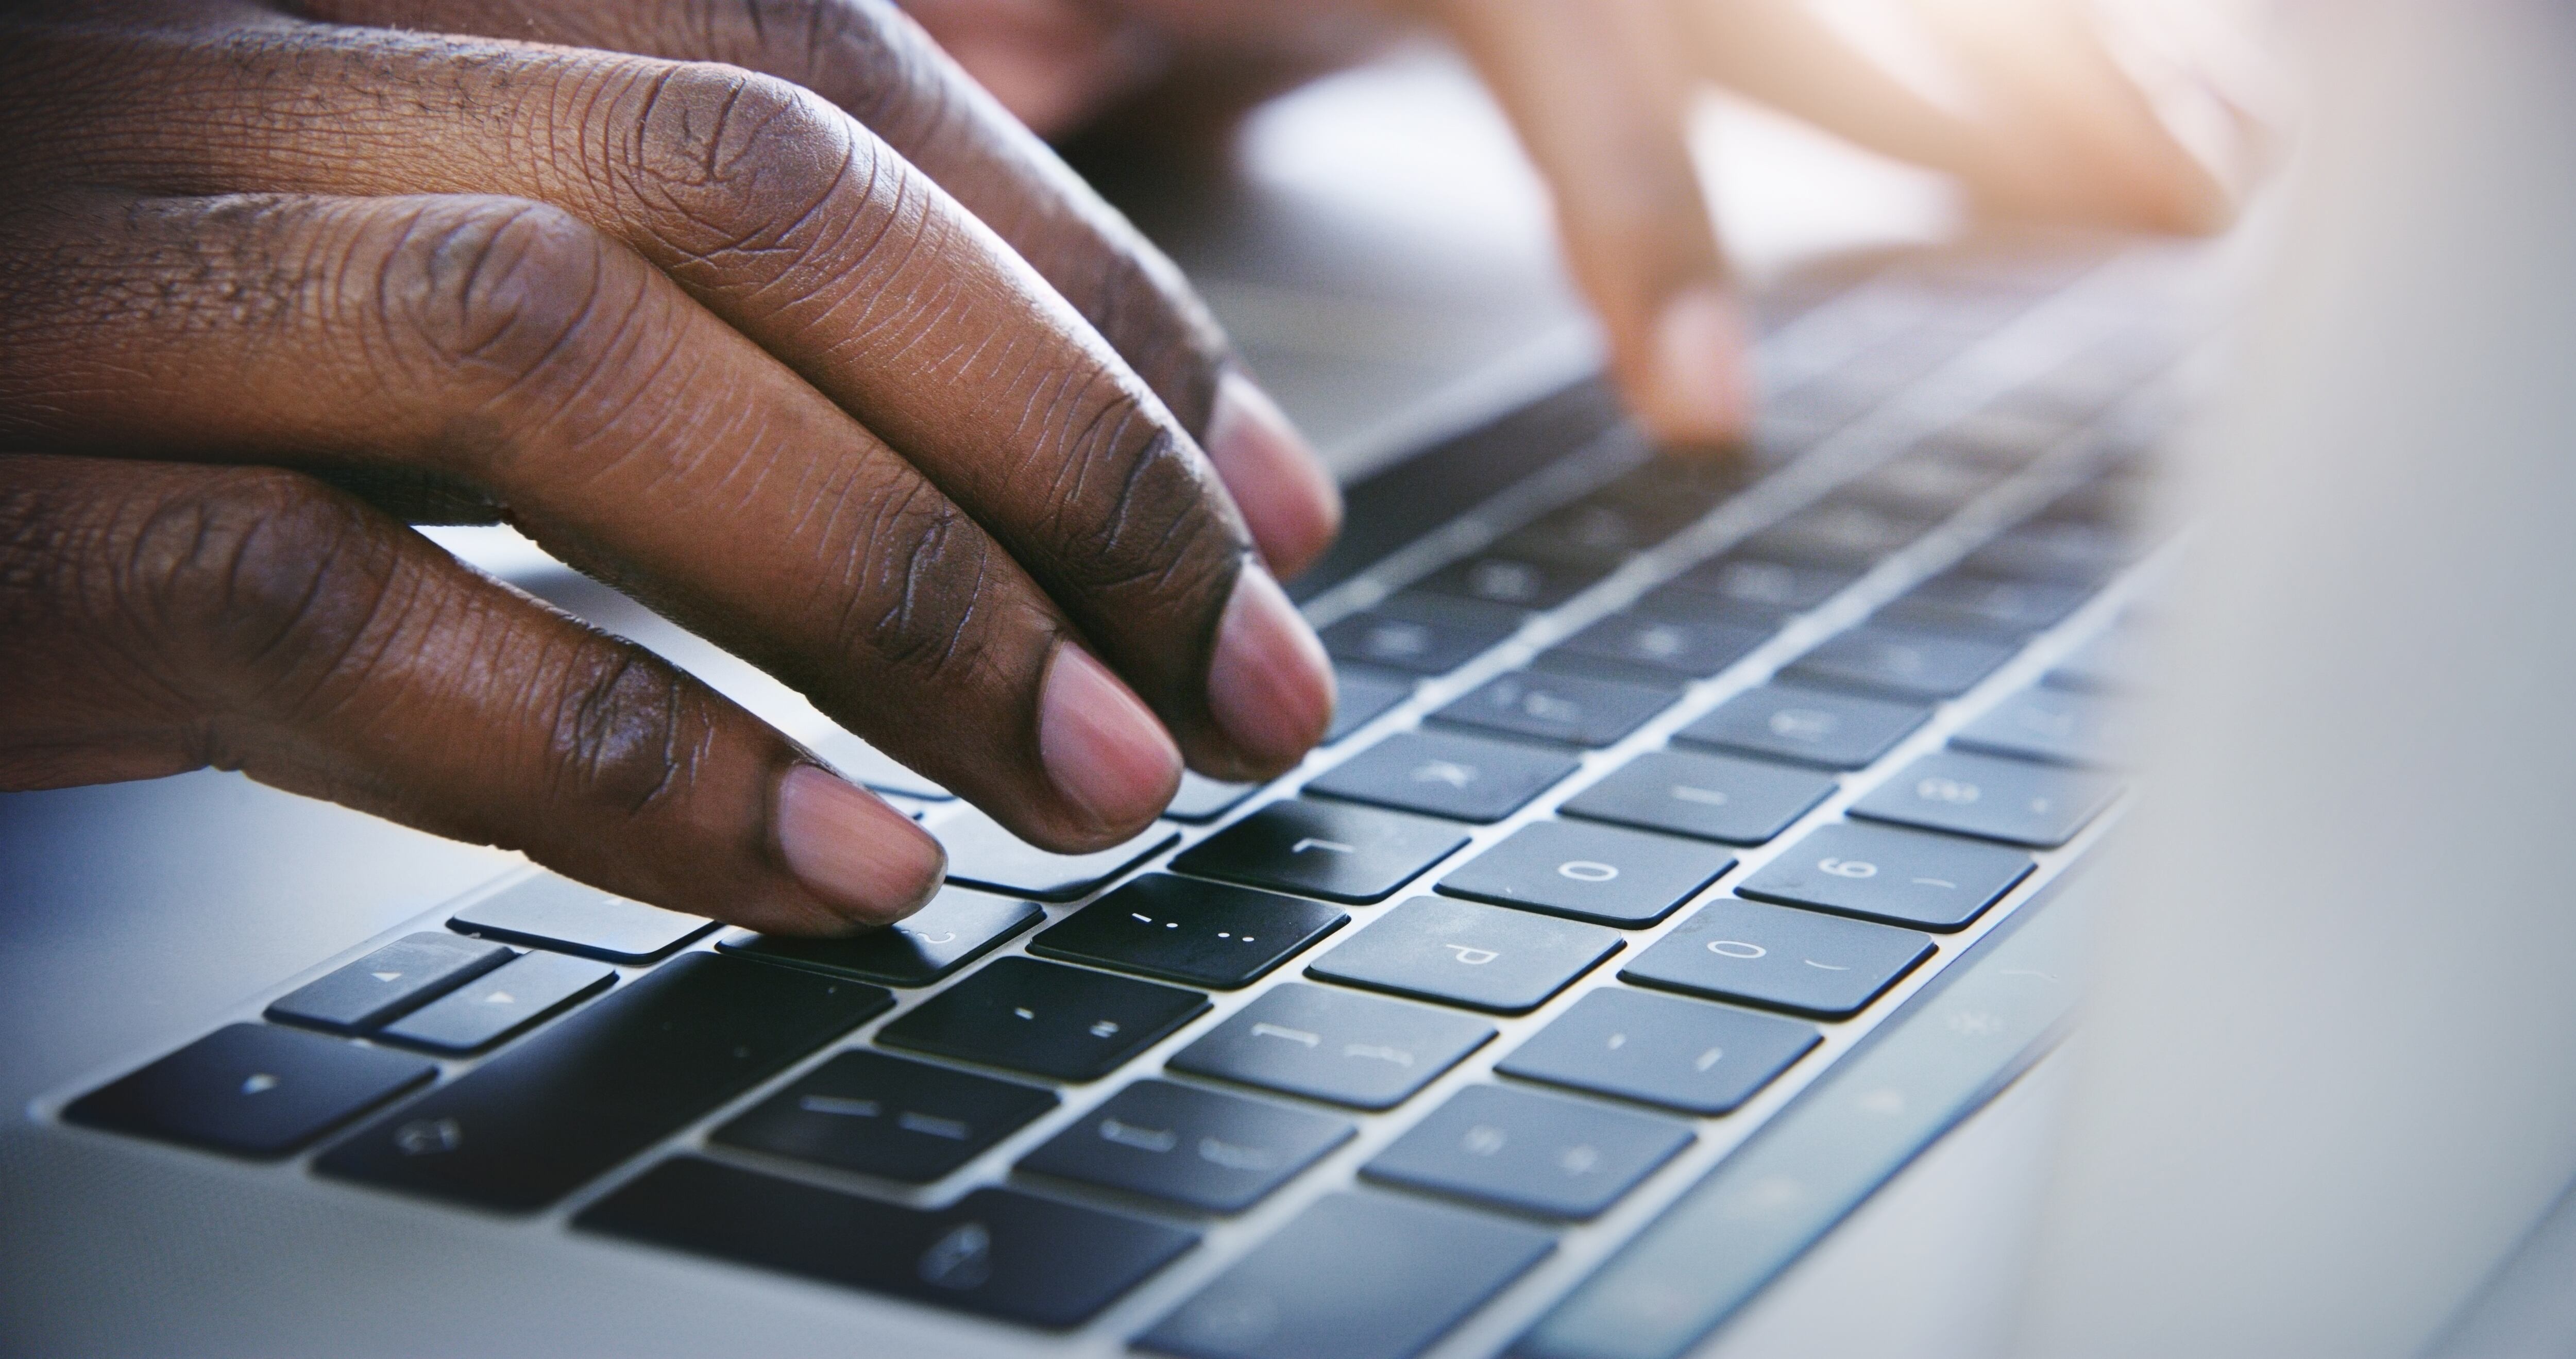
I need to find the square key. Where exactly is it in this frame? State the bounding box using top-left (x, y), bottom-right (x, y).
top-left (878, 957), bottom-right (1209, 1082)
top-left (379, 951), bottom-right (616, 1053)
top-left (1306, 897), bottom-right (1622, 1015)
top-left (1437, 820), bottom-right (1732, 928)
top-left (1430, 670), bottom-right (1674, 748)
top-left (1170, 800), bottom-right (1468, 904)
top-left (265, 932), bottom-right (515, 1033)
top-left (1361, 1083), bottom-right (1691, 1220)
top-left (451, 875), bottom-right (714, 964)
top-left (1951, 687), bottom-right (2134, 768)
top-left (1738, 822), bottom-right (2032, 930)
top-left (1032, 875), bottom-right (1348, 989)
top-left (937, 808), bottom-right (1179, 902)
top-left (1877, 571), bottom-right (2090, 638)
top-left (1661, 556), bottom-right (1858, 616)
top-left (1738, 502), bottom-right (1931, 568)
top-left (1562, 749), bottom-right (1838, 846)
top-left (66, 1022), bottom-right (435, 1158)
top-left (1018, 1078), bottom-right (1353, 1214)
top-left (1416, 551), bottom-right (1615, 611)
top-left (1675, 684), bottom-right (1931, 771)
top-left (1327, 666), bottom-right (1415, 744)
top-left (1621, 899), bottom-right (1933, 1018)
top-left (1319, 593), bottom-right (1524, 676)
top-left (1543, 613), bottom-right (1771, 683)
top-left (1851, 750), bottom-right (2124, 848)
top-left (714, 1050), bottom-right (1058, 1183)
top-left (1166, 983), bottom-right (1494, 1111)
top-left (1307, 731), bottom-right (1580, 824)
top-left (721, 886), bottom-right (1042, 986)
top-left (1782, 625), bottom-right (2018, 700)
top-left (1497, 988), bottom-right (1819, 1116)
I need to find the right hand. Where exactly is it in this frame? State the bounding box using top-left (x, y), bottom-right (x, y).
top-left (0, 0), bottom-right (1343, 935)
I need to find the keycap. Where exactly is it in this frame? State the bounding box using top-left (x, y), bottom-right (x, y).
top-left (1306, 896), bottom-right (1622, 1014)
top-left (1417, 551), bottom-right (1615, 610)
top-left (581, 1157), bottom-right (1195, 1329)
top-left (1166, 772), bottom-right (1259, 823)
top-left (1620, 899), bottom-right (1933, 1018)
top-left (1320, 593), bottom-right (1524, 676)
top-left (719, 886), bottom-right (1042, 986)
top-left (1497, 988), bottom-right (1819, 1116)
top-left (1850, 750), bottom-right (2124, 848)
top-left (65, 1022), bottom-right (435, 1159)
top-left (1328, 666), bottom-right (1416, 743)
top-left (805, 729), bottom-right (953, 800)
top-left (1877, 571), bottom-right (2091, 638)
top-left (937, 808), bottom-right (1179, 902)
top-left (1031, 875), bottom-right (1347, 989)
top-left (315, 953), bottom-right (889, 1210)
top-left (713, 1050), bottom-right (1057, 1183)
top-left (1952, 686), bottom-right (2133, 767)
top-left (1361, 1084), bottom-right (1692, 1220)
top-left (378, 951), bottom-right (616, 1053)
top-left (1737, 502), bottom-right (1931, 568)
top-left (1674, 684), bottom-right (1931, 770)
top-left (1437, 820), bottom-right (1732, 928)
top-left (1962, 520), bottom-right (2135, 584)
top-left (1540, 613), bottom-right (1770, 684)
top-left (1306, 731), bottom-right (1580, 824)
top-left (1170, 800), bottom-right (1468, 904)
top-left (1018, 1078), bottom-right (1353, 1213)
top-left (1561, 749), bottom-right (1837, 846)
top-left (1167, 983), bottom-right (1494, 1110)
top-left (877, 957), bottom-right (1209, 1082)
top-left (263, 932), bottom-right (514, 1033)
top-left (1782, 624), bottom-right (2018, 700)
top-left (449, 875), bottom-right (714, 964)
top-left (1737, 823), bottom-right (2032, 930)
top-left (1660, 556), bottom-right (1857, 616)
top-left (1137, 1190), bottom-right (1553, 1359)
top-left (1839, 457), bottom-right (2000, 517)
top-left (1430, 670), bottom-right (1673, 748)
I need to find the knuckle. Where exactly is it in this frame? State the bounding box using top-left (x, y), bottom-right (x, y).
top-left (621, 60), bottom-right (869, 270)
top-left (1038, 383), bottom-right (1238, 605)
top-left (833, 475), bottom-right (998, 677)
top-left (544, 643), bottom-right (708, 817)
top-left (373, 197), bottom-right (626, 407)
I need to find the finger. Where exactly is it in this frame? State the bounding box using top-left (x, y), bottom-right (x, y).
top-left (0, 452), bottom-right (943, 934)
top-left (1437, 0), bottom-right (1754, 450)
top-left (6, 18), bottom-right (1334, 780)
top-left (0, 189), bottom-right (1183, 850)
top-left (310, 0), bottom-right (1341, 577)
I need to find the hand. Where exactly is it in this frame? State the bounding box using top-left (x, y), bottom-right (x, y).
top-left (906, 0), bottom-right (2253, 448)
top-left (0, 0), bottom-right (1342, 935)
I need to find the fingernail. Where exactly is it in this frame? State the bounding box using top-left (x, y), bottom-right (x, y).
top-left (1205, 371), bottom-right (1342, 578)
top-left (774, 764), bottom-right (945, 925)
top-left (1650, 284), bottom-right (1757, 444)
top-left (1039, 641), bottom-right (1183, 832)
top-left (1208, 563), bottom-right (1335, 775)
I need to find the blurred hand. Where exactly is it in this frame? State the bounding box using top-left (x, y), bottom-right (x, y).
top-left (0, 0), bottom-right (1344, 935)
top-left (906, 0), bottom-right (2251, 448)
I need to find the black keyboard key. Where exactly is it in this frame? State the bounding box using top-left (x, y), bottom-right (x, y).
top-left (1437, 820), bottom-right (1732, 928)
top-left (1361, 1084), bottom-right (1691, 1220)
top-left (1032, 875), bottom-right (1347, 989)
top-left (1783, 624), bottom-right (2018, 700)
top-left (449, 875), bottom-right (714, 964)
top-left (1877, 571), bottom-right (2091, 637)
top-left (316, 954), bottom-right (889, 1210)
top-left (1328, 666), bottom-right (1415, 743)
top-left (1431, 670), bottom-right (1673, 748)
top-left (378, 951), bottom-right (615, 1053)
top-left (878, 957), bottom-right (1208, 1082)
top-left (1167, 983), bottom-right (1493, 1110)
top-left (1737, 502), bottom-right (1931, 568)
top-left (1306, 896), bottom-right (1622, 1015)
top-left (66, 1023), bottom-right (434, 1159)
top-left (1952, 687), bottom-right (2133, 767)
top-left (581, 1157), bottom-right (1194, 1329)
top-left (1562, 750), bottom-right (1837, 846)
top-left (1307, 731), bottom-right (1579, 824)
top-left (1171, 800), bottom-right (1468, 904)
top-left (1166, 772), bottom-right (1259, 823)
top-left (1541, 614), bottom-right (1769, 684)
top-left (1320, 593), bottom-right (1524, 676)
top-left (937, 808), bottom-right (1179, 902)
top-left (1018, 1078), bottom-right (1353, 1213)
top-left (1621, 899), bottom-right (1933, 1018)
top-left (1497, 988), bottom-right (1818, 1116)
top-left (1137, 1190), bottom-right (1552, 1359)
top-left (1839, 457), bottom-right (2001, 516)
top-left (1737, 823), bottom-right (2032, 930)
top-left (1850, 751), bottom-right (2123, 848)
top-left (1674, 684), bottom-right (1930, 770)
top-left (263, 932), bottom-right (515, 1033)
top-left (719, 886), bottom-right (1041, 986)
top-left (713, 1050), bottom-right (1057, 1183)
top-left (1660, 557), bottom-right (1858, 616)
top-left (1418, 552), bottom-right (1615, 610)
top-left (1509, 497), bottom-right (1682, 565)
top-left (1963, 521), bottom-right (2136, 584)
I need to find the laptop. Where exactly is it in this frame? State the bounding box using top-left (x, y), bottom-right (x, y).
top-left (6, 3), bottom-right (2572, 1356)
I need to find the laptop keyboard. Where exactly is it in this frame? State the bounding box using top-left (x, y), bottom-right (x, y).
top-left (53, 236), bottom-right (2202, 1359)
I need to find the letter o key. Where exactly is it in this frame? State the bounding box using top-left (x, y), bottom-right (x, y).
top-left (1707, 939), bottom-right (1768, 960)
top-left (1556, 860), bottom-right (1620, 883)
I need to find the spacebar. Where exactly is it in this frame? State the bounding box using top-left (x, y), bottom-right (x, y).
top-left (1510, 873), bottom-right (2099, 1359)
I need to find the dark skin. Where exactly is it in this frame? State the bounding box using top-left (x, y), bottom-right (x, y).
top-left (0, 0), bottom-right (1343, 935)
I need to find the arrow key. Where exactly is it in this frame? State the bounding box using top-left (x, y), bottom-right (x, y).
top-left (380, 950), bottom-right (617, 1054)
top-left (265, 932), bottom-right (516, 1034)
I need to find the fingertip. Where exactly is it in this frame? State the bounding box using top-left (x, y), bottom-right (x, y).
top-left (1206, 562), bottom-right (1334, 779)
top-left (1205, 370), bottom-right (1342, 580)
top-left (774, 763), bottom-right (947, 928)
top-left (1038, 640), bottom-right (1185, 836)
top-left (1638, 283), bottom-right (1758, 448)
